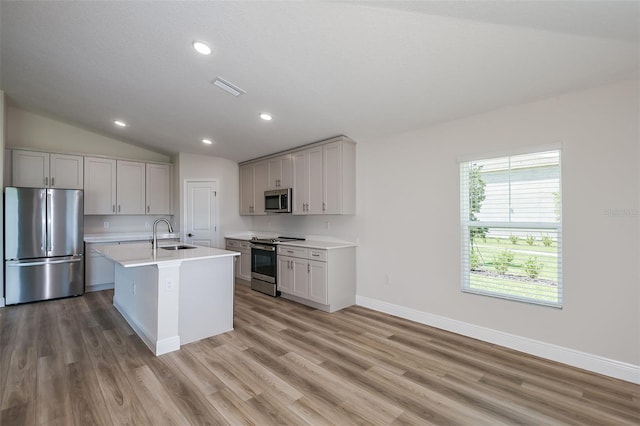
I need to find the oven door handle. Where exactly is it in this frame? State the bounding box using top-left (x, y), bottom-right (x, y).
top-left (251, 244), bottom-right (276, 251)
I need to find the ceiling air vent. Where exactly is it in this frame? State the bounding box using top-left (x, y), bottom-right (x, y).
top-left (212, 77), bottom-right (246, 97)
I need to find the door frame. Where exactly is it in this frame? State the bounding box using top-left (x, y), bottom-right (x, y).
top-left (182, 179), bottom-right (220, 248)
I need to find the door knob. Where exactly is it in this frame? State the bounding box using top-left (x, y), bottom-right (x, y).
top-left (188, 233), bottom-right (194, 237)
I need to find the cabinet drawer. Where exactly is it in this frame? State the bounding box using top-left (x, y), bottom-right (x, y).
top-left (278, 245), bottom-right (307, 258)
top-left (226, 239), bottom-right (240, 250)
top-left (239, 241), bottom-right (252, 250)
top-left (308, 249), bottom-right (327, 262)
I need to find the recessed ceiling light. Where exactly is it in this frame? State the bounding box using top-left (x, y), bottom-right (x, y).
top-left (113, 120), bottom-right (127, 127)
top-left (192, 41), bottom-right (212, 55)
top-left (259, 113), bottom-right (273, 121)
top-left (202, 138), bottom-right (214, 145)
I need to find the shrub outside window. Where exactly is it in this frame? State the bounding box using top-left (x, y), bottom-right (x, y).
top-left (460, 149), bottom-right (562, 307)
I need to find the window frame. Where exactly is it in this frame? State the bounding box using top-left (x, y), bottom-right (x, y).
top-left (459, 147), bottom-right (563, 308)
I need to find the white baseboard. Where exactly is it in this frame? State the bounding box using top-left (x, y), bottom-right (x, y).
top-left (155, 337), bottom-right (181, 356)
top-left (113, 299), bottom-right (180, 356)
top-left (356, 295), bottom-right (640, 385)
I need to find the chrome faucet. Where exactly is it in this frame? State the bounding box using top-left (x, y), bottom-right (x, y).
top-left (152, 218), bottom-right (174, 250)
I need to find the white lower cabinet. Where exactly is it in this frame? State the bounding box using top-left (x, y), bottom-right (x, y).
top-left (85, 243), bottom-right (117, 292)
top-left (277, 245), bottom-right (354, 312)
top-left (225, 239), bottom-right (252, 282)
top-left (308, 260), bottom-right (328, 304)
top-left (85, 238), bottom-right (180, 292)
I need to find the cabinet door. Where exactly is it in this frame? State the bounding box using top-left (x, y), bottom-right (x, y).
top-left (50, 153), bottom-right (84, 189)
top-left (239, 164), bottom-right (254, 215)
top-left (85, 243), bottom-right (115, 290)
top-left (252, 162), bottom-right (268, 215)
top-left (239, 251), bottom-right (252, 281)
top-left (146, 163), bottom-right (171, 214)
top-left (323, 141), bottom-right (342, 214)
top-left (308, 260), bottom-right (328, 304)
top-left (117, 160), bottom-right (146, 214)
top-left (267, 156), bottom-right (292, 189)
top-left (12, 150), bottom-right (49, 188)
top-left (307, 147), bottom-right (324, 214)
top-left (277, 256), bottom-right (294, 293)
top-left (291, 258), bottom-right (310, 298)
top-left (84, 157), bottom-right (117, 214)
top-left (292, 151), bottom-right (308, 215)
top-left (267, 157), bottom-right (281, 189)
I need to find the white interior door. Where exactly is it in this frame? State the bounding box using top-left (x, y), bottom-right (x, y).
top-left (185, 181), bottom-right (218, 247)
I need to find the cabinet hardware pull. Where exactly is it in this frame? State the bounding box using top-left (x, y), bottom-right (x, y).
top-left (51, 177), bottom-right (55, 186)
top-left (147, 206), bottom-right (150, 213)
top-left (118, 205), bottom-right (121, 213)
top-left (44, 177), bottom-right (48, 186)
top-left (322, 202), bottom-right (326, 211)
top-left (312, 253), bottom-right (319, 257)
top-left (307, 264), bottom-right (310, 273)
top-left (112, 205), bottom-right (116, 213)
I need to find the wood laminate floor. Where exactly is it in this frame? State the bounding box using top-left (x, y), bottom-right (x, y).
top-left (0, 283), bottom-right (638, 425)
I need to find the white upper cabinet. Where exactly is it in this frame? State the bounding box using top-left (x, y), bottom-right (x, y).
top-left (241, 136), bottom-right (356, 216)
top-left (267, 155), bottom-right (292, 189)
top-left (323, 140), bottom-right (356, 214)
top-left (12, 150), bottom-right (83, 189)
top-left (85, 157), bottom-right (163, 215)
top-left (239, 164), bottom-right (254, 215)
top-left (253, 162), bottom-right (268, 215)
top-left (292, 147), bottom-right (323, 215)
top-left (239, 161), bottom-right (268, 216)
top-left (292, 151), bottom-right (307, 215)
top-left (292, 138), bottom-right (355, 215)
top-left (145, 163), bottom-right (172, 215)
top-left (84, 157), bottom-right (117, 214)
top-left (116, 160), bottom-right (146, 215)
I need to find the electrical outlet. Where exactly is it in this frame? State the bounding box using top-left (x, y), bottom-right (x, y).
top-left (103, 221), bottom-right (110, 229)
top-left (165, 279), bottom-right (173, 291)
top-left (133, 283), bottom-right (136, 295)
top-left (145, 221), bottom-right (150, 229)
top-left (325, 221), bottom-right (330, 230)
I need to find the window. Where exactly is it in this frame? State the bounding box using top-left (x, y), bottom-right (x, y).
top-left (460, 149), bottom-right (562, 307)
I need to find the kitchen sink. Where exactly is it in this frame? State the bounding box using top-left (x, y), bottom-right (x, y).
top-left (160, 244), bottom-right (197, 251)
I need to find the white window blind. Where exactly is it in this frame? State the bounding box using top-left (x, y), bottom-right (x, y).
top-left (460, 149), bottom-right (562, 307)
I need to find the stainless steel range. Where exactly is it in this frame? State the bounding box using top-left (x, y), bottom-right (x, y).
top-left (250, 236), bottom-right (304, 296)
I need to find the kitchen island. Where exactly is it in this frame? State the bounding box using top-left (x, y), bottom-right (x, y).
top-left (95, 242), bottom-right (239, 356)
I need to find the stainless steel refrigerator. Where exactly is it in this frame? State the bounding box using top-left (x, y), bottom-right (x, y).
top-left (4, 187), bottom-right (84, 305)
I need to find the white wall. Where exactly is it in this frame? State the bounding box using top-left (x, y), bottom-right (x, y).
top-left (6, 106), bottom-right (170, 162)
top-left (248, 80), bottom-right (639, 379)
top-left (0, 91), bottom-right (5, 306)
top-left (355, 80), bottom-right (639, 367)
top-left (176, 152), bottom-right (250, 247)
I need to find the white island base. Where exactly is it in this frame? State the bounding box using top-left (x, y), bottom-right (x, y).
top-left (97, 243), bottom-right (238, 356)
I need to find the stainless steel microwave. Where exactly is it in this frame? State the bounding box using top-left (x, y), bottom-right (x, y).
top-left (264, 188), bottom-right (291, 213)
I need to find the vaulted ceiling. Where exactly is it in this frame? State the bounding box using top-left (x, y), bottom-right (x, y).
top-left (1, 1), bottom-right (638, 162)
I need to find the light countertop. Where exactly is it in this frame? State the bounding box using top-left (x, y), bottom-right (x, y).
top-left (85, 232), bottom-right (181, 243)
top-left (276, 240), bottom-right (356, 250)
top-left (225, 234), bottom-right (356, 250)
top-left (94, 242), bottom-right (238, 268)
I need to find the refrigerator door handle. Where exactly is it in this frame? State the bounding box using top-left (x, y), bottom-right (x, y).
top-left (7, 257), bottom-right (83, 267)
top-left (46, 189), bottom-right (52, 253)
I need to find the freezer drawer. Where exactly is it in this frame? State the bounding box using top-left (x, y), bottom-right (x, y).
top-left (5, 256), bottom-right (84, 305)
